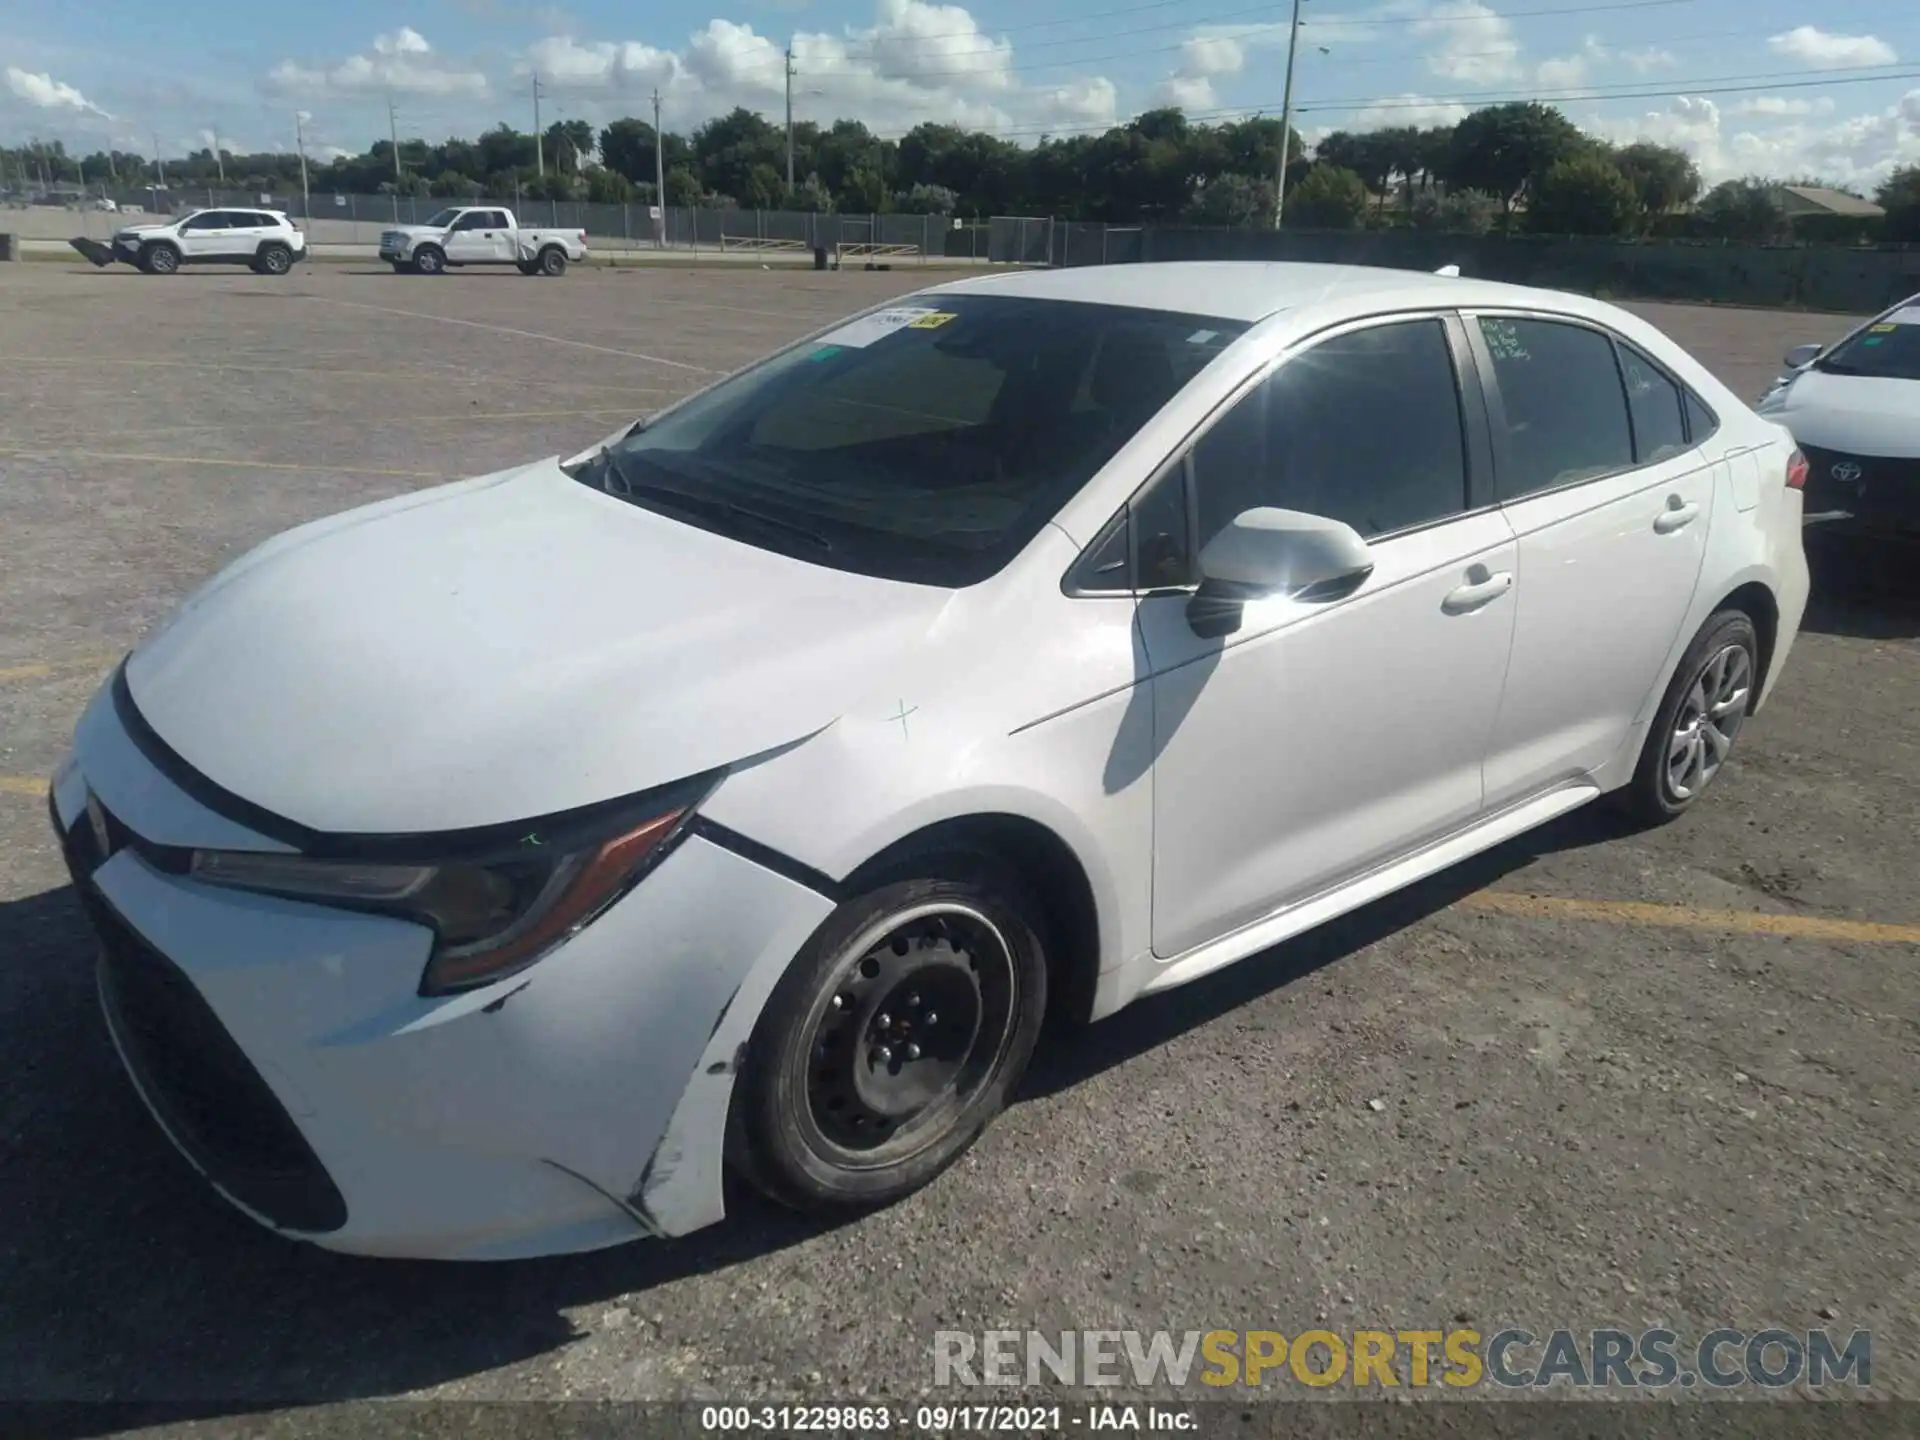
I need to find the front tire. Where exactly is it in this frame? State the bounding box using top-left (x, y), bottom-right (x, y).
top-left (141, 242), bottom-right (179, 275)
top-left (412, 245), bottom-right (445, 275)
top-left (734, 862), bottom-right (1047, 1215)
top-left (1620, 610), bottom-right (1759, 824)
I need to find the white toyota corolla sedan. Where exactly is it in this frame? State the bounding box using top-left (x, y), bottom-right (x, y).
top-left (51, 262), bottom-right (1809, 1259)
top-left (1758, 290), bottom-right (1920, 542)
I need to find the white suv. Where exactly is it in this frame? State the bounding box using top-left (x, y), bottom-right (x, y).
top-left (111, 208), bottom-right (308, 275)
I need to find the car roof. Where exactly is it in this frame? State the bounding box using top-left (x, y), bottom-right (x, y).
top-left (924, 260), bottom-right (1608, 326)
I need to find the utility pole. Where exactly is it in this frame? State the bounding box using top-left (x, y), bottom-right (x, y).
top-left (388, 98), bottom-right (403, 185)
top-left (784, 45), bottom-right (795, 193)
top-left (1274, 0), bottom-right (1303, 232)
top-left (652, 88), bottom-right (666, 247)
top-left (294, 111), bottom-right (312, 221)
top-left (212, 122), bottom-right (225, 184)
top-left (533, 73), bottom-right (545, 178)
top-left (153, 131), bottom-right (166, 189)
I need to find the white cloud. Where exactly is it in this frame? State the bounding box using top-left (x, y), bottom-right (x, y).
top-left (1536, 33), bottom-right (1610, 89)
top-left (4, 65), bottom-right (110, 117)
top-left (1730, 96), bottom-right (1836, 118)
top-left (1766, 26), bottom-right (1897, 70)
top-left (1620, 46), bottom-right (1676, 73)
top-left (523, 0), bottom-right (1118, 138)
top-left (1353, 93), bottom-right (1470, 129)
top-left (1590, 87), bottom-right (1920, 188)
top-left (1415, 2), bottom-right (1521, 84)
top-left (1153, 33), bottom-right (1244, 110)
top-left (264, 29), bottom-right (490, 98)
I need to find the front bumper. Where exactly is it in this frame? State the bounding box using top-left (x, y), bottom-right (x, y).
top-left (1798, 442), bottom-right (1920, 538)
top-left (52, 682), bottom-right (834, 1258)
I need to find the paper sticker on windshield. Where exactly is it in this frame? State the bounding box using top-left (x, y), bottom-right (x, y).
top-left (817, 307), bottom-right (944, 348)
top-left (1870, 323), bottom-right (1898, 333)
top-left (908, 311), bottom-right (956, 329)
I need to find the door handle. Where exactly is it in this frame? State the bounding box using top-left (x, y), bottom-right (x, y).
top-left (1654, 498), bottom-right (1701, 533)
top-left (1442, 569), bottom-right (1513, 614)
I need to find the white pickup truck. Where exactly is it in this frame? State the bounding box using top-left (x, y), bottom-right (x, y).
top-left (379, 206), bottom-right (588, 276)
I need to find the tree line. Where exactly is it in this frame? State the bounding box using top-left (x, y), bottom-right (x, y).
top-left (8, 99), bottom-right (1919, 241)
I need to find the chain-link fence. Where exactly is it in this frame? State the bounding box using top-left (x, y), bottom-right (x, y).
top-left (994, 215), bottom-right (1920, 314)
top-left (44, 186), bottom-right (995, 260)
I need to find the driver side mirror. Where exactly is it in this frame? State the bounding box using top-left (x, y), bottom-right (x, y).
top-left (1187, 508), bottom-right (1375, 639)
top-left (1784, 343), bottom-right (1822, 369)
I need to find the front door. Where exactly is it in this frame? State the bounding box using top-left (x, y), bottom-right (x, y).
top-left (445, 209), bottom-right (510, 262)
top-left (175, 211), bottom-right (232, 259)
top-left (1141, 315), bottom-right (1519, 959)
top-left (1467, 314), bottom-right (1718, 808)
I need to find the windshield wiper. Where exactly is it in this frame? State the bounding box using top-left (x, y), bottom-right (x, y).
top-left (599, 448), bottom-right (833, 552)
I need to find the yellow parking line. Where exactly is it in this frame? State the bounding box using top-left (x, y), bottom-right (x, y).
top-left (1461, 890), bottom-right (1920, 946)
top-left (0, 653), bottom-right (121, 685)
top-left (0, 353), bottom-right (675, 395)
top-left (0, 776), bottom-right (48, 797)
top-left (79, 405), bottom-right (636, 443)
top-left (0, 447), bottom-right (450, 480)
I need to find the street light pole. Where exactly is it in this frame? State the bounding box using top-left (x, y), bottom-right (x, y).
top-left (1274, 0), bottom-right (1303, 232)
top-left (652, 88), bottom-right (666, 247)
top-left (784, 44), bottom-right (796, 193)
top-left (294, 111), bottom-right (312, 221)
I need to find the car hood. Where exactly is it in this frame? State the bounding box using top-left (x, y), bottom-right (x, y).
top-left (1764, 370), bottom-right (1920, 457)
top-left (124, 459), bottom-right (953, 835)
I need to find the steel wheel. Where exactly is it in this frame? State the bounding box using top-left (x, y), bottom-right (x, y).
top-left (796, 903), bottom-right (1018, 1167)
top-left (735, 865), bottom-right (1048, 1214)
top-left (1665, 642), bottom-right (1751, 802)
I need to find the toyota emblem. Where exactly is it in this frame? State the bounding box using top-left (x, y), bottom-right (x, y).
top-left (1832, 461), bottom-right (1864, 483)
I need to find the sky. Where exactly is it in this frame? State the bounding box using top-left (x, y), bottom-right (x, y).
top-left (2, 0), bottom-right (1917, 188)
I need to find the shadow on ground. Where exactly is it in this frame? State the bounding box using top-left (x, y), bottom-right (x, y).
top-left (1801, 530), bottom-right (1920, 641)
top-left (0, 804), bottom-right (1625, 1420)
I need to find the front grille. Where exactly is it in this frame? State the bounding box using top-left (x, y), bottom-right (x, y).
top-left (58, 811), bottom-right (348, 1234)
top-left (1798, 443), bottom-right (1920, 523)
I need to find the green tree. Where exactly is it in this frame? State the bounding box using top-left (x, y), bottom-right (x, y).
top-left (1526, 155), bottom-right (1639, 235)
top-left (1287, 165), bottom-right (1369, 229)
top-left (1184, 172), bottom-right (1275, 227)
top-left (894, 181), bottom-right (957, 214)
top-left (1875, 164), bottom-right (1920, 242)
top-left (1410, 187), bottom-right (1498, 233)
top-left (1612, 142), bottom-right (1701, 229)
top-left (1314, 131), bottom-right (1390, 207)
top-left (1697, 178), bottom-right (1788, 242)
top-left (1447, 102), bottom-right (1584, 223)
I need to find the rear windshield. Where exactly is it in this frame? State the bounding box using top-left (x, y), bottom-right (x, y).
top-left (1818, 304), bottom-right (1920, 381)
top-left (569, 294), bottom-right (1248, 587)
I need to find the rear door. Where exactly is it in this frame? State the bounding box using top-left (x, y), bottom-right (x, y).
top-left (1470, 312), bottom-right (1718, 808)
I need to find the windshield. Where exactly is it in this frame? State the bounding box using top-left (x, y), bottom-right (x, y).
top-left (424, 208), bottom-right (462, 228)
top-left (1817, 304), bottom-right (1920, 381)
top-left (570, 294), bottom-right (1248, 586)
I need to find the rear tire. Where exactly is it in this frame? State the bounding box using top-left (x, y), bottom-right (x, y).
top-left (733, 859), bottom-right (1047, 1215)
top-left (1619, 610), bottom-right (1759, 825)
top-left (538, 245), bottom-right (567, 277)
top-left (255, 243), bottom-right (292, 276)
top-left (141, 242), bottom-right (179, 275)
top-left (412, 245), bottom-right (445, 275)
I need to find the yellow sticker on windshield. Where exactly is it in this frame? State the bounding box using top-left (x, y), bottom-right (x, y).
top-left (909, 312), bottom-right (957, 329)
top-left (1870, 323), bottom-right (1897, 332)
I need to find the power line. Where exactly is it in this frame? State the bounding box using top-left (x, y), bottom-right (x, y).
top-left (1296, 60), bottom-right (1917, 111)
top-left (976, 63), bottom-right (1920, 137)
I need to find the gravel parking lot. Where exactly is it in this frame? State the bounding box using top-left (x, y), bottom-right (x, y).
top-left (1, 260), bottom-right (1915, 1425)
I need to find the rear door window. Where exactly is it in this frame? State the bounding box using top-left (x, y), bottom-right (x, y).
top-left (1477, 317), bottom-right (1635, 499)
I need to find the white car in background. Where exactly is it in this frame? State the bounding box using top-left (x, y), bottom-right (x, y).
top-left (51, 263), bottom-right (1807, 1259)
top-left (109, 207), bottom-right (307, 275)
top-left (1759, 292), bottom-right (1920, 542)
top-left (379, 205), bottom-right (588, 275)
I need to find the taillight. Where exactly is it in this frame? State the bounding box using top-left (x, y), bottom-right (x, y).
top-left (1786, 449), bottom-right (1809, 490)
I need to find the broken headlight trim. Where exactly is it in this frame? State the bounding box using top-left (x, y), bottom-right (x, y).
top-left (188, 783), bottom-right (713, 996)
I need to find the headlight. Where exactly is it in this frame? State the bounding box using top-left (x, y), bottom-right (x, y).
top-left (188, 777), bottom-right (716, 995)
